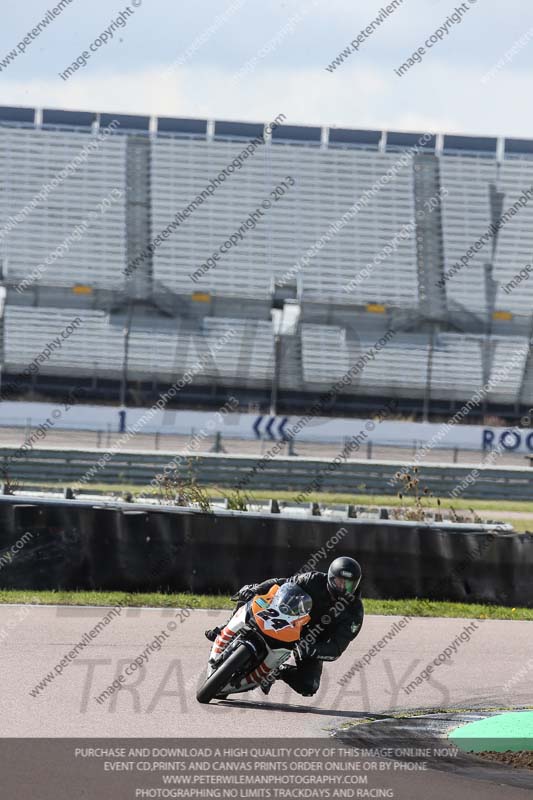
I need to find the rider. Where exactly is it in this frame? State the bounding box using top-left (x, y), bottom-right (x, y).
top-left (205, 556), bottom-right (364, 697)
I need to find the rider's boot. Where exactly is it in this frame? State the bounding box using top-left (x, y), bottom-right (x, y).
top-left (259, 663), bottom-right (294, 695)
top-left (259, 680), bottom-right (273, 696)
top-left (204, 626), bottom-right (221, 642)
top-left (277, 664), bottom-right (298, 687)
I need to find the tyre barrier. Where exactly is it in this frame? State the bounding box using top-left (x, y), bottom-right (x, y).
top-left (0, 495), bottom-right (530, 606)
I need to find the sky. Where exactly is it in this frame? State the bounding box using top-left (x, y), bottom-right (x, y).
top-left (1, 0), bottom-right (532, 139)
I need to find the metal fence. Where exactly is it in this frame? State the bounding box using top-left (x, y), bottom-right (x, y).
top-left (2, 446), bottom-right (533, 500)
top-left (1, 426), bottom-right (530, 467)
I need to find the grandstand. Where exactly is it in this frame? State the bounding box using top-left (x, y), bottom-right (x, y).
top-left (1, 104), bottom-right (533, 420)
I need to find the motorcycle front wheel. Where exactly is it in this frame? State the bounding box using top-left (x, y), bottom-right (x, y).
top-left (196, 643), bottom-right (252, 704)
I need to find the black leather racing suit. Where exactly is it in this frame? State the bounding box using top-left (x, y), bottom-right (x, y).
top-left (250, 570), bottom-right (364, 697)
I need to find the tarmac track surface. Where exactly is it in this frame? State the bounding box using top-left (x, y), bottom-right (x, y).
top-left (1, 606), bottom-right (531, 797)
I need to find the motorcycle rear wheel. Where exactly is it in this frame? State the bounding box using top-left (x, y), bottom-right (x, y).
top-left (196, 644), bottom-right (252, 704)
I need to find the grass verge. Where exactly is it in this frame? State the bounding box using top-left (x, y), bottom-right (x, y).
top-left (0, 591), bottom-right (531, 620)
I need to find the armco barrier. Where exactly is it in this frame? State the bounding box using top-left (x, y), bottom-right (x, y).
top-left (1, 446), bottom-right (533, 500)
top-left (0, 495), bottom-right (530, 606)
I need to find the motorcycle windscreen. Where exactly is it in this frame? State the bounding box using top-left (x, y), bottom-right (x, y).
top-left (274, 582), bottom-right (313, 617)
top-left (252, 583), bottom-right (312, 642)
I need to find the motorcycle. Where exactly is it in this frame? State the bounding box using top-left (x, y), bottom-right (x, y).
top-left (196, 582), bottom-right (312, 704)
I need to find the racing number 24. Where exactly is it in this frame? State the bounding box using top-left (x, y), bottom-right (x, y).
top-left (257, 609), bottom-right (289, 630)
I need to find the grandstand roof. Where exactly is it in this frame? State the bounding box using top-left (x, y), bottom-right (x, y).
top-left (1, 105), bottom-right (532, 155)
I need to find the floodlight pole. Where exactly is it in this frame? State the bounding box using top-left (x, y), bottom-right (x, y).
top-left (120, 302), bottom-right (133, 409)
top-left (270, 334), bottom-right (281, 416)
top-left (423, 324), bottom-right (435, 423)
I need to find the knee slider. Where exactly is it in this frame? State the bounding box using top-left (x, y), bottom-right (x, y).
top-left (302, 679), bottom-right (320, 696)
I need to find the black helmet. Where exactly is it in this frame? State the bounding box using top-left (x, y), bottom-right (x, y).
top-left (327, 556), bottom-right (362, 599)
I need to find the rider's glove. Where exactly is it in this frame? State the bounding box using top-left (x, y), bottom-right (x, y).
top-left (294, 641), bottom-right (317, 662)
top-left (230, 584), bottom-right (257, 602)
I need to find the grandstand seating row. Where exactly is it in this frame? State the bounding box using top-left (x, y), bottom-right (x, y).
top-left (151, 138), bottom-right (418, 304)
top-left (0, 130), bottom-right (127, 290)
top-left (2, 125), bottom-right (533, 315)
top-left (2, 110), bottom-right (533, 410)
top-left (3, 307), bottom-right (530, 404)
top-left (441, 156), bottom-right (533, 316)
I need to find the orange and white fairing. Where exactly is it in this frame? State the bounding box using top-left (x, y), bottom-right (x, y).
top-left (251, 583), bottom-right (311, 642)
